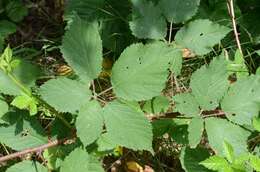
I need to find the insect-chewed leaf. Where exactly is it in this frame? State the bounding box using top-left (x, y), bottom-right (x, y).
top-left (103, 101), bottom-right (153, 152)
top-left (129, 0), bottom-right (167, 39)
top-left (159, 0), bottom-right (200, 23)
top-left (173, 93), bottom-right (200, 116)
top-left (76, 101), bottom-right (104, 146)
top-left (175, 19), bottom-right (231, 55)
top-left (112, 42), bottom-right (179, 101)
top-left (40, 77), bottom-right (91, 113)
top-left (221, 75), bottom-right (260, 125)
top-left (61, 15), bottom-right (102, 81)
top-left (60, 148), bottom-right (104, 172)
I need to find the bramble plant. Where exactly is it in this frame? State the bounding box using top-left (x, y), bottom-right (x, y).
top-left (0, 0), bottom-right (260, 171)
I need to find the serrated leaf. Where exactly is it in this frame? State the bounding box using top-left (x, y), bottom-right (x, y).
top-left (6, 1), bottom-right (28, 22)
top-left (0, 70), bottom-right (21, 95)
top-left (221, 75), bottom-right (260, 125)
top-left (188, 117), bottom-right (204, 148)
top-left (180, 147), bottom-right (211, 172)
top-left (159, 0), bottom-right (200, 23)
top-left (190, 56), bottom-right (229, 110)
top-left (76, 101), bottom-right (103, 146)
top-left (112, 42), bottom-right (177, 101)
top-left (129, 0), bottom-right (166, 39)
top-left (7, 160), bottom-right (47, 172)
top-left (103, 101), bottom-right (153, 152)
top-left (60, 148), bottom-right (104, 172)
top-left (143, 95), bottom-right (170, 113)
top-left (61, 16), bottom-right (102, 81)
top-left (0, 98), bottom-right (8, 118)
top-left (0, 112), bottom-right (48, 150)
top-left (205, 118), bottom-right (250, 156)
top-left (170, 47), bottom-right (183, 76)
top-left (40, 77), bottom-right (91, 113)
top-left (223, 141), bottom-right (235, 163)
top-left (175, 19), bottom-right (231, 55)
top-left (200, 155), bottom-right (229, 171)
top-left (173, 93), bottom-right (200, 116)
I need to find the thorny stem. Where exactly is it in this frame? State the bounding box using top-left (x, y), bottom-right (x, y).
top-left (227, 0), bottom-right (243, 56)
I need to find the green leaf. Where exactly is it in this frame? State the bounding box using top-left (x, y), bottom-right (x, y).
top-left (0, 98), bottom-right (8, 118)
top-left (0, 70), bottom-right (21, 95)
top-left (60, 148), bottom-right (104, 172)
top-left (152, 119), bottom-right (175, 137)
top-left (7, 160), bottom-right (47, 172)
top-left (253, 117), bottom-right (260, 132)
top-left (0, 20), bottom-right (16, 38)
top-left (12, 59), bottom-right (42, 86)
top-left (188, 117), bottom-right (204, 148)
top-left (11, 94), bottom-right (38, 115)
top-left (169, 47), bottom-right (183, 76)
top-left (200, 155), bottom-right (229, 171)
top-left (129, 0), bottom-right (166, 39)
top-left (112, 42), bottom-right (177, 101)
top-left (76, 101), bottom-right (103, 146)
top-left (159, 0), bottom-right (200, 23)
top-left (6, 1), bottom-right (28, 22)
top-left (175, 19), bottom-right (231, 55)
top-left (143, 95), bottom-right (170, 113)
top-left (205, 118), bottom-right (250, 156)
top-left (173, 93), bottom-right (200, 116)
top-left (190, 56), bottom-right (229, 110)
top-left (103, 101), bottom-right (153, 152)
top-left (64, 0), bottom-right (104, 21)
top-left (180, 147), bottom-right (211, 172)
top-left (40, 77), bottom-right (91, 113)
top-left (61, 16), bottom-right (102, 81)
top-left (221, 75), bottom-right (260, 125)
top-left (0, 112), bottom-right (48, 150)
top-left (223, 141), bottom-right (235, 163)
top-left (169, 123), bottom-right (189, 144)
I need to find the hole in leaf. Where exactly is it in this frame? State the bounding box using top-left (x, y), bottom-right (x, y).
top-left (200, 33), bottom-right (203, 36)
top-left (232, 114), bottom-right (236, 116)
top-left (209, 101), bottom-right (213, 104)
top-left (126, 66), bottom-right (129, 69)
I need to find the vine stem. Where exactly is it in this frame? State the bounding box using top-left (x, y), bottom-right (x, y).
top-left (0, 138), bottom-right (73, 163)
top-left (227, 0), bottom-right (243, 56)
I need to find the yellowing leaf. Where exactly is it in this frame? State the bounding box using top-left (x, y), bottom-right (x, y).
top-left (126, 161), bottom-right (143, 172)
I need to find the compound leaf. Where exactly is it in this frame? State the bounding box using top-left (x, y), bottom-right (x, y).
top-left (129, 0), bottom-right (166, 39)
top-left (159, 0), bottom-right (200, 23)
top-left (76, 101), bottom-right (104, 146)
top-left (40, 77), bottom-right (91, 113)
top-left (60, 148), bottom-right (104, 172)
top-left (221, 75), bottom-right (260, 125)
top-left (61, 16), bottom-right (102, 81)
top-left (112, 42), bottom-right (178, 101)
top-left (175, 19), bottom-right (231, 55)
top-left (103, 101), bottom-right (153, 152)
top-left (205, 118), bottom-right (250, 156)
top-left (173, 93), bottom-right (200, 116)
top-left (190, 56), bottom-right (229, 110)
top-left (188, 117), bottom-right (204, 148)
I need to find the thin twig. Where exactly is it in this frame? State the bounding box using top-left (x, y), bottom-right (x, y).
top-left (168, 22), bottom-right (173, 44)
top-left (227, 0), bottom-right (243, 56)
top-left (0, 138), bottom-right (74, 163)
